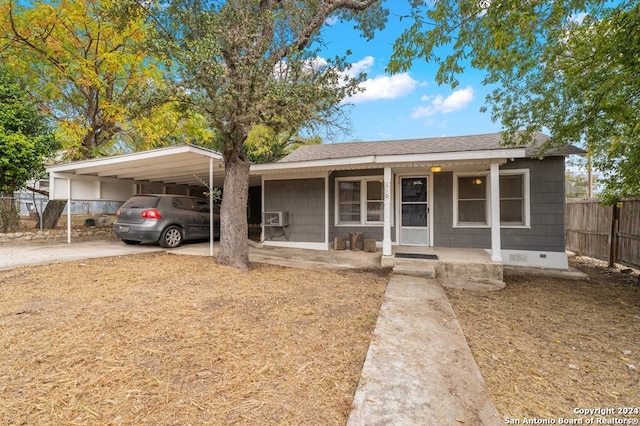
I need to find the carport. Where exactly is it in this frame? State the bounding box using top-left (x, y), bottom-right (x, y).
top-left (46, 145), bottom-right (226, 256)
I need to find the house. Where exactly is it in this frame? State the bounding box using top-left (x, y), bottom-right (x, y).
top-left (252, 133), bottom-right (583, 269)
top-left (44, 133), bottom-right (582, 270)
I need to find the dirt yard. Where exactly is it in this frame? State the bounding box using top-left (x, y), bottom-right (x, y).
top-left (1, 250), bottom-right (639, 425)
top-left (447, 255), bottom-right (640, 421)
top-left (0, 253), bottom-right (388, 425)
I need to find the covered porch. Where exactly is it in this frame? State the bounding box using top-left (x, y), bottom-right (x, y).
top-left (253, 155), bottom-right (523, 263)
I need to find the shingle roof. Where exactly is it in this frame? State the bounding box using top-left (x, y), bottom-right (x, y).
top-left (278, 132), bottom-right (583, 163)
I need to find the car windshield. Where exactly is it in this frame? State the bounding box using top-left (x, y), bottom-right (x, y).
top-left (122, 196), bottom-right (160, 209)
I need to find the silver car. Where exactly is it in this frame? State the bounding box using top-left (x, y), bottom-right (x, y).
top-left (112, 194), bottom-right (220, 248)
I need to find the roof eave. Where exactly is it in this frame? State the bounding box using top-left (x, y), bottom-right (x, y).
top-left (45, 145), bottom-right (223, 173)
top-left (250, 148), bottom-right (527, 174)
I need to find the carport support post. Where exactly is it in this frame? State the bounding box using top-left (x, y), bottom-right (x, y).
top-left (67, 178), bottom-right (72, 244)
top-left (209, 157), bottom-right (214, 257)
top-left (383, 167), bottom-right (392, 256)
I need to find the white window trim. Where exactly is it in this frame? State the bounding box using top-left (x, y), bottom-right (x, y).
top-left (335, 176), bottom-right (388, 226)
top-left (453, 172), bottom-right (490, 228)
top-left (453, 169), bottom-right (530, 229)
top-left (499, 169), bottom-right (531, 228)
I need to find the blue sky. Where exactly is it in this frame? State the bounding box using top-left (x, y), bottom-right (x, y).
top-left (318, 3), bottom-right (503, 143)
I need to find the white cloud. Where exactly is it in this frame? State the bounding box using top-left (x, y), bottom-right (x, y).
top-left (324, 16), bottom-right (338, 26)
top-left (346, 73), bottom-right (418, 104)
top-left (411, 86), bottom-right (474, 118)
top-left (339, 56), bottom-right (418, 104)
top-left (346, 56), bottom-right (375, 77)
top-left (569, 12), bottom-right (587, 24)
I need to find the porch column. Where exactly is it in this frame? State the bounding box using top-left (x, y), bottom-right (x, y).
top-left (383, 167), bottom-right (392, 256)
top-left (490, 161), bottom-right (502, 262)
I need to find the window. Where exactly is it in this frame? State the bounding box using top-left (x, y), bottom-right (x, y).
top-left (454, 170), bottom-right (530, 228)
top-left (173, 197), bottom-right (197, 211)
top-left (338, 181), bottom-right (361, 223)
top-left (336, 178), bottom-right (384, 225)
top-left (456, 175), bottom-right (488, 226)
top-left (500, 171), bottom-right (529, 227)
top-left (366, 180), bottom-right (384, 222)
top-left (195, 200), bottom-right (210, 213)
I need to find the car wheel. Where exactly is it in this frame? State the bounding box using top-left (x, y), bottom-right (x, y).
top-left (122, 239), bottom-right (141, 245)
top-left (159, 226), bottom-right (183, 248)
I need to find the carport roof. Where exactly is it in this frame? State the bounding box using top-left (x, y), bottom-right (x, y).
top-left (47, 145), bottom-right (226, 188)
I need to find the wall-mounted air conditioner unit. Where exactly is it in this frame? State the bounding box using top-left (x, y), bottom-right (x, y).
top-left (263, 211), bottom-right (289, 227)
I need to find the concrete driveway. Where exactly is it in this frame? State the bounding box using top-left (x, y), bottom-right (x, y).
top-left (0, 240), bottom-right (164, 271)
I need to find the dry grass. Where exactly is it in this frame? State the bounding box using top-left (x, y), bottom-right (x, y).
top-left (446, 255), bottom-right (640, 419)
top-left (4, 247), bottom-right (639, 424)
top-left (0, 253), bottom-right (388, 425)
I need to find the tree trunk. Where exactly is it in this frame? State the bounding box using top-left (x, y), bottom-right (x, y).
top-left (349, 231), bottom-right (363, 251)
top-left (216, 154), bottom-right (250, 272)
top-left (41, 200), bottom-right (67, 229)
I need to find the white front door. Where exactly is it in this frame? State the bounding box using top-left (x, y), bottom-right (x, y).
top-left (400, 177), bottom-right (429, 245)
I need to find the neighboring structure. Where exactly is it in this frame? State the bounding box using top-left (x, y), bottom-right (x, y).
top-left (252, 133), bottom-right (583, 269)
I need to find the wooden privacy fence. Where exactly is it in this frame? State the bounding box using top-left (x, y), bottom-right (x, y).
top-left (566, 198), bottom-right (640, 268)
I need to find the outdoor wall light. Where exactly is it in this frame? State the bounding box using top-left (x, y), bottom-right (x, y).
top-left (472, 178), bottom-right (483, 185)
top-left (431, 166), bottom-right (442, 173)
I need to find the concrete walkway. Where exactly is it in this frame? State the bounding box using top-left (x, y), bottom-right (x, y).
top-left (0, 240), bottom-right (503, 424)
top-left (348, 274), bottom-right (502, 425)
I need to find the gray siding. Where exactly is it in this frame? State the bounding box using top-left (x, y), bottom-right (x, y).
top-left (433, 172), bottom-right (491, 248)
top-left (433, 157), bottom-right (566, 252)
top-left (263, 178), bottom-right (325, 243)
top-left (501, 157), bottom-right (566, 252)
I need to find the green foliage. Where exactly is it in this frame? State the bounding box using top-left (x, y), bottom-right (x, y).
top-left (146, 0), bottom-right (386, 159)
top-left (244, 125), bottom-right (321, 163)
top-left (0, 0), bottom-right (207, 160)
top-left (389, 0), bottom-right (639, 202)
top-left (565, 169), bottom-right (590, 199)
top-left (0, 66), bottom-right (57, 196)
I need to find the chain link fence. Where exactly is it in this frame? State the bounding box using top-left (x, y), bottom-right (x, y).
top-left (0, 196), bottom-right (122, 233)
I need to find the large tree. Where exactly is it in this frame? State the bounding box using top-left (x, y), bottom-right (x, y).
top-left (0, 0), bottom-right (159, 159)
top-left (143, 0), bottom-right (387, 271)
top-left (389, 0), bottom-right (639, 202)
top-left (0, 0), bottom-right (213, 227)
top-left (0, 66), bottom-right (57, 231)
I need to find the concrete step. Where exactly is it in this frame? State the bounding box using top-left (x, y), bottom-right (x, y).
top-left (439, 277), bottom-right (506, 291)
top-left (393, 264), bottom-right (436, 278)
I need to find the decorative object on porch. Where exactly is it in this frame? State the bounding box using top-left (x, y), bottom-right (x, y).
top-left (334, 237), bottom-right (347, 250)
top-left (395, 253), bottom-right (438, 260)
top-left (364, 239), bottom-right (377, 253)
top-left (349, 232), bottom-right (364, 251)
